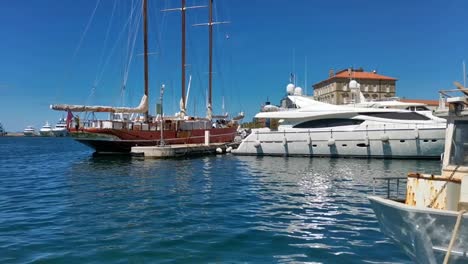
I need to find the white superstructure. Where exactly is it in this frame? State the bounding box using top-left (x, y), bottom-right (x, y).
top-left (23, 126), bottom-right (36, 136)
top-left (233, 83), bottom-right (446, 158)
top-left (52, 118), bottom-right (68, 137)
top-left (39, 121), bottom-right (54, 137)
top-left (369, 84), bottom-right (468, 263)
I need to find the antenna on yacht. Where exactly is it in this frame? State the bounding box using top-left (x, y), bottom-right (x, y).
top-left (463, 60), bottom-right (466, 88)
top-left (304, 56), bottom-right (307, 96)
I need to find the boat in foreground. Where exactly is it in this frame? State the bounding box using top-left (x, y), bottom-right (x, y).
top-left (369, 82), bottom-right (468, 263)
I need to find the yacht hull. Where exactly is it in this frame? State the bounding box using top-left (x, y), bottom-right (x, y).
top-left (39, 131), bottom-right (54, 137)
top-left (70, 127), bottom-right (237, 154)
top-left (52, 129), bottom-right (68, 137)
top-left (368, 196), bottom-right (468, 264)
top-left (233, 127), bottom-right (445, 158)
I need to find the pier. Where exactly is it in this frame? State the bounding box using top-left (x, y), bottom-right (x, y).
top-left (131, 143), bottom-right (237, 158)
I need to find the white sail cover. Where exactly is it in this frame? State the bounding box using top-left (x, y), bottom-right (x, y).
top-left (50, 95), bottom-right (148, 113)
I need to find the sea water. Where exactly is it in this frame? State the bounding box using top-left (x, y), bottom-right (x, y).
top-left (0, 137), bottom-right (441, 263)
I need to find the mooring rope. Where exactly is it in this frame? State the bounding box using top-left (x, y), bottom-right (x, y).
top-left (428, 165), bottom-right (460, 208)
top-left (443, 209), bottom-right (466, 264)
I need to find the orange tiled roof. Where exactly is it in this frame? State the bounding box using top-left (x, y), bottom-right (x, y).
top-left (334, 70), bottom-right (396, 81)
top-left (313, 69), bottom-right (397, 88)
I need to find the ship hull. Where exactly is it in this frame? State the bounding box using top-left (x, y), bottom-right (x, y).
top-left (233, 127), bottom-right (445, 159)
top-left (369, 196), bottom-right (468, 264)
top-left (70, 127), bottom-right (237, 154)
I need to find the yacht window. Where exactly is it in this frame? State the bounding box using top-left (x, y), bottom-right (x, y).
top-left (449, 121), bottom-right (468, 166)
top-left (293, 119), bottom-right (364, 128)
top-left (359, 112), bottom-right (430, 120)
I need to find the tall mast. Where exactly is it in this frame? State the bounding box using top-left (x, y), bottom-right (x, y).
top-left (163, 1), bottom-right (205, 117)
top-left (207, 0), bottom-right (213, 120)
top-left (143, 0), bottom-right (149, 121)
top-left (181, 0), bottom-right (187, 116)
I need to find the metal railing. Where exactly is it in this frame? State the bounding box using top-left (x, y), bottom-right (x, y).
top-left (372, 176), bottom-right (407, 201)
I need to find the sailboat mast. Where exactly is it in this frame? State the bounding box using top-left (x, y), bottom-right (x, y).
top-left (208, 0), bottom-right (213, 118)
top-left (143, 0), bottom-right (149, 121)
top-left (181, 0), bottom-right (187, 114)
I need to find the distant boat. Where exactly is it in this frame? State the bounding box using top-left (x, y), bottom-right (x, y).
top-left (0, 122), bottom-right (6, 136)
top-left (52, 118), bottom-right (68, 137)
top-left (39, 121), bottom-right (54, 137)
top-left (23, 126), bottom-right (36, 136)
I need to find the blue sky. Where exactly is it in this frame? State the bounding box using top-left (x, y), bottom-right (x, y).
top-left (0, 0), bottom-right (467, 131)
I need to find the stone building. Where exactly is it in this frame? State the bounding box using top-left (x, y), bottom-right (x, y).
top-left (312, 68), bottom-right (397, 104)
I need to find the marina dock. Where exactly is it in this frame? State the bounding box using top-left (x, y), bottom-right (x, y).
top-left (131, 143), bottom-right (237, 158)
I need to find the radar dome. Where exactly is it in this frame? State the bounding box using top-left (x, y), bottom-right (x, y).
top-left (286, 83), bottom-right (295, 95)
top-left (349, 80), bottom-right (360, 89)
top-left (294, 87), bottom-right (303, 96)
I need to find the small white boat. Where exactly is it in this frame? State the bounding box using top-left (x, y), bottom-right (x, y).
top-left (52, 118), bottom-right (68, 137)
top-left (39, 121), bottom-right (54, 137)
top-left (23, 126), bottom-right (36, 136)
top-left (369, 82), bottom-right (468, 263)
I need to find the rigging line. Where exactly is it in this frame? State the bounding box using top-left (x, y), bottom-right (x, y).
top-left (58, 0), bottom-right (101, 104)
top-left (187, 30), bottom-right (206, 116)
top-left (72, 0), bottom-right (101, 61)
top-left (213, 2), bottom-right (227, 114)
top-left (95, 1), bottom-right (140, 87)
top-left (122, 0), bottom-right (143, 87)
top-left (121, 0), bottom-right (143, 105)
top-left (156, 0), bottom-right (170, 58)
top-left (120, 0), bottom-right (137, 105)
top-left (93, 0), bottom-right (118, 89)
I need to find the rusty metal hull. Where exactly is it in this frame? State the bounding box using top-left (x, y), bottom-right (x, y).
top-left (369, 196), bottom-right (468, 264)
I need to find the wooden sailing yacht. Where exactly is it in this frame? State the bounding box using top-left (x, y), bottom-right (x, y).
top-left (51, 0), bottom-right (242, 154)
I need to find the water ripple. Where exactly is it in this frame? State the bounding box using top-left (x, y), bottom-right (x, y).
top-left (0, 137), bottom-right (441, 263)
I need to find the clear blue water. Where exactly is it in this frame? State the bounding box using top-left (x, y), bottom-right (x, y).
top-left (0, 137), bottom-right (442, 263)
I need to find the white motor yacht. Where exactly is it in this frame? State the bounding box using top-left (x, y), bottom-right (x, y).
top-left (233, 83), bottom-right (446, 158)
top-left (23, 126), bottom-right (36, 136)
top-left (39, 121), bottom-right (54, 137)
top-left (52, 118), bottom-right (68, 137)
top-left (368, 83), bottom-right (468, 263)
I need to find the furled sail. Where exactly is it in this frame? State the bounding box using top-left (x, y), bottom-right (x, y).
top-left (50, 95), bottom-right (148, 113)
